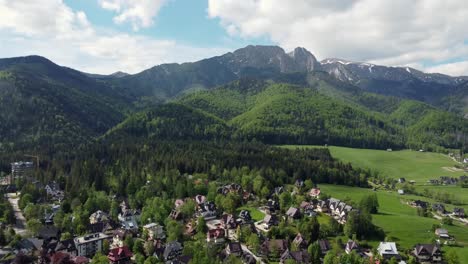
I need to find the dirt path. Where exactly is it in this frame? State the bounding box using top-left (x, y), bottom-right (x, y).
top-left (6, 192), bottom-right (28, 236)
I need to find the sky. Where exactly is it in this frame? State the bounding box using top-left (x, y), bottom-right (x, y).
top-left (0, 0), bottom-right (468, 76)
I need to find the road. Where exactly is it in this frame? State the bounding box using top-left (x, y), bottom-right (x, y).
top-left (241, 244), bottom-right (265, 264)
top-left (6, 192), bottom-right (28, 236)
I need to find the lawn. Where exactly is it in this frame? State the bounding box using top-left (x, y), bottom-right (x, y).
top-left (283, 145), bottom-right (462, 182)
top-left (319, 184), bottom-right (468, 259)
top-left (236, 205), bottom-right (265, 222)
top-left (283, 145), bottom-right (468, 207)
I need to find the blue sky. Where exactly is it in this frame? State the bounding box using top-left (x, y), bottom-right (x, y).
top-left (1, 0), bottom-right (467, 75)
top-left (64, 0), bottom-right (271, 47)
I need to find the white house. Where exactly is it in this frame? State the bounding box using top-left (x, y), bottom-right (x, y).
top-left (377, 242), bottom-right (400, 260)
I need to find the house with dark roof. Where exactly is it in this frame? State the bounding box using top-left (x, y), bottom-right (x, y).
top-left (345, 240), bottom-right (359, 254)
top-left (280, 249), bottom-right (310, 264)
top-left (108, 246), bottom-right (133, 264)
top-left (410, 200), bottom-right (429, 209)
top-left (221, 214), bottom-right (237, 229)
top-left (292, 233), bottom-right (308, 250)
top-left (239, 210), bottom-right (252, 222)
top-left (318, 240), bottom-right (331, 255)
top-left (267, 199), bottom-right (280, 213)
top-left (413, 244), bottom-right (442, 263)
top-left (38, 226), bottom-right (60, 240)
top-left (55, 239), bottom-right (77, 256)
top-left (164, 241), bottom-right (183, 261)
top-left (225, 242), bottom-right (243, 257)
top-left (432, 203), bottom-right (446, 215)
top-left (453, 207), bottom-right (465, 218)
top-left (260, 239), bottom-right (288, 257)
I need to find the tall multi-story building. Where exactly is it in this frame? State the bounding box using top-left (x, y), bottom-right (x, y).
top-left (11, 161), bottom-right (34, 180)
top-left (74, 233), bottom-right (110, 257)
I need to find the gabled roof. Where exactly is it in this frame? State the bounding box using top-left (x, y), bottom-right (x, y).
top-left (108, 246), bottom-right (133, 261)
top-left (345, 240), bottom-right (359, 252)
top-left (414, 244), bottom-right (441, 256)
top-left (286, 207), bottom-right (300, 218)
top-left (318, 239), bottom-right (331, 253)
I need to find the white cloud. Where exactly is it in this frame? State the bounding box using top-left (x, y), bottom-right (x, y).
top-left (98, 0), bottom-right (167, 31)
top-left (208, 0), bottom-right (468, 76)
top-left (427, 61), bottom-right (468, 77)
top-left (0, 0), bottom-right (228, 74)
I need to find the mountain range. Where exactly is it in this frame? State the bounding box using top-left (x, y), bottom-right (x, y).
top-left (0, 45), bottom-right (466, 155)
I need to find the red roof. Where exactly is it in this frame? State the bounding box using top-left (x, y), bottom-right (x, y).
top-left (108, 246), bottom-right (133, 262)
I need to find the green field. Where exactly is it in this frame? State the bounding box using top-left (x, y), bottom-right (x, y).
top-left (282, 145), bottom-right (468, 259)
top-left (283, 145), bottom-right (468, 206)
top-left (319, 184), bottom-right (468, 259)
top-left (284, 145), bottom-right (462, 181)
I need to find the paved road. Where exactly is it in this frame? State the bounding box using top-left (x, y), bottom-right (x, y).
top-left (241, 244), bottom-right (265, 264)
top-left (6, 192), bottom-right (28, 236)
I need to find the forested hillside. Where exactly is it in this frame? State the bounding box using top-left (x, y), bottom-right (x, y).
top-left (0, 56), bottom-right (133, 154)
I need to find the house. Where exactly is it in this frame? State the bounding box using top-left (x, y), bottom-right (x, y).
top-left (194, 195), bottom-right (206, 205)
top-left (292, 233), bottom-right (308, 250)
top-left (55, 239), bottom-right (77, 256)
top-left (89, 210), bottom-right (109, 224)
top-left (318, 239), bottom-right (331, 255)
top-left (428, 179), bottom-right (439, 185)
top-left (198, 202), bottom-right (218, 220)
top-left (413, 244), bottom-right (442, 263)
top-left (260, 239), bottom-right (288, 257)
top-left (435, 228), bottom-right (449, 239)
top-left (410, 200), bottom-right (428, 209)
top-left (118, 209), bottom-right (140, 231)
top-left (398, 189), bottom-right (405, 195)
top-left (206, 228), bottom-right (226, 244)
top-left (87, 220), bottom-right (117, 235)
top-left (164, 241), bottom-right (183, 261)
top-left (267, 199), bottom-right (280, 213)
top-left (108, 246), bottom-right (133, 264)
top-left (316, 200), bottom-right (329, 213)
top-left (112, 229), bottom-right (130, 248)
top-left (398, 178), bottom-right (406, 183)
top-left (45, 181), bottom-right (64, 201)
top-left (273, 186), bottom-right (284, 196)
top-left (280, 249), bottom-right (310, 264)
top-left (432, 204), bottom-right (446, 215)
top-left (225, 242), bottom-right (243, 257)
top-left (345, 240), bottom-right (359, 254)
top-left (309, 188), bottom-right (321, 198)
top-left (263, 214), bottom-right (278, 229)
top-left (170, 209), bottom-right (182, 220)
top-left (239, 210), bottom-right (252, 222)
top-left (286, 207), bottom-right (301, 220)
top-left (143, 223), bottom-right (166, 240)
top-left (221, 214), bottom-right (238, 229)
top-left (295, 179), bottom-right (305, 188)
top-left (74, 233), bottom-right (110, 257)
top-left (38, 226), bottom-right (60, 240)
top-left (453, 208), bottom-right (465, 218)
top-left (377, 242), bottom-right (400, 260)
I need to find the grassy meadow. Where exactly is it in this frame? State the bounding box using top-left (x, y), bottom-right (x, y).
top-left (281, 145), bottom-right (468, 259)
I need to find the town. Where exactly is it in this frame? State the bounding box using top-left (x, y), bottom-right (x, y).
top-left (0, 160), bottom-right (464, 264)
